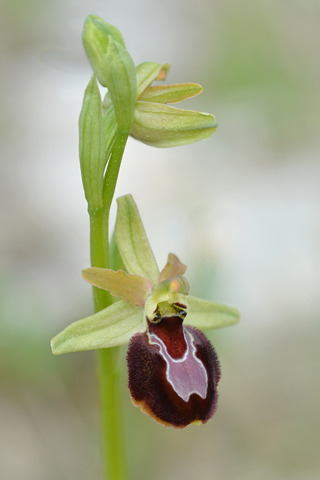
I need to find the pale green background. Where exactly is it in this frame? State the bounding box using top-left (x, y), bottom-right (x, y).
top-left (1, 0), bottom-right (319, 479)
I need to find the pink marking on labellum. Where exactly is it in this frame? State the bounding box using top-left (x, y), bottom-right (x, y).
top-left (149, 329), bottom-right (208, 402)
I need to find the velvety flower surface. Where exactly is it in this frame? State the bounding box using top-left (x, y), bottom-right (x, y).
top-left (51, 194), bottom-right (239, 428)
top-left (128, 319), bottom-right (221, 428)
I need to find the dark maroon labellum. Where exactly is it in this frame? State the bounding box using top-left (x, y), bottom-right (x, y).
top-left (127, 315), bottom-right (221, 428)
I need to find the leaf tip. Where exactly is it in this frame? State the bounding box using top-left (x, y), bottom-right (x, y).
top-left (50, 337), bottom-right (59, 355)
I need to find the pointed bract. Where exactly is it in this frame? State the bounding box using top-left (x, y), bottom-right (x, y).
top-left (104, 37), bottom-right (137, 133)
top-left (79, 75), bottom-right (105, 209)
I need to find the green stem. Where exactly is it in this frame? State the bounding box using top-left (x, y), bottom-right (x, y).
top-left (89, 208), bottom-right (111, 310)
top-left (89, 132), bottom-right (129, 480)
top-left (97, 348), bottom-right (127, 480)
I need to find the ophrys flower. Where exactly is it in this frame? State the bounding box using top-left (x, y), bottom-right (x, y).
top-left (51, 194), bottom-right (239, 428)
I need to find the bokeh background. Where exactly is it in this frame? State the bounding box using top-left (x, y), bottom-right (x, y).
top-left (1, 0), bottom-right (320, 479)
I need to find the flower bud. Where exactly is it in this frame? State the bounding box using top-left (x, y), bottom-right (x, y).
top-left (82, 15), bottom-right (137, 133)
top-left (82, 14), bottom-right (126, 86)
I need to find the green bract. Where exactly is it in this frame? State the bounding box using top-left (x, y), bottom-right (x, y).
top-left (103, 37), bottom-right (136, 133)
top-left (79, 75), bottom-right (105, 209)
top-left (79, 77), bottom-right (118, 210)
top-left (51, 195), bottom-right (239, 355)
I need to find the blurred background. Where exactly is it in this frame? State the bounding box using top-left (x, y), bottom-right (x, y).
top-left (1, 0), bottom-right (319, 478)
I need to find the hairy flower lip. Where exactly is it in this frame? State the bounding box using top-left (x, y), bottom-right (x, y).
top-left (127, 323), bottom-right (221, 428)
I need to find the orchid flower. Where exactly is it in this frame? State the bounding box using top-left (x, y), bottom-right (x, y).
top-left (51, 195), bottom-right (239, 428)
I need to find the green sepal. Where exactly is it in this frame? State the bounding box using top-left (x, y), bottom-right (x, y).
top-left (131, 101), bottom-right (218, 148)
top-left (135, 62), bottom-right (170, 98)
top-left (79, 74), bottom-right (105, 209)
top-left (115, 194), bottom-right (160, 285)
top-left (82, 15), bottom-right (126, 87)
top-left (158, 253), bottom-right (187, 282)
top-left (104, 37), bottom-right (137, 133)
top-left (82, 267), bottom-right (153, 307)
top-left (51, 300), bottom-right (145, 354)
top-left (185, 295), bottom-right (240, 330)
top-left (139, 83), bottom-right (203, 104)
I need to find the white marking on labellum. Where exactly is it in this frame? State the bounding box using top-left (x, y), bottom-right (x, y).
top-left (149, 329), bottom-right (208, 402)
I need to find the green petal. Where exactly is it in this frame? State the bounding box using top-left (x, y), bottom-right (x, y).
top-left (82, 267), bottom-right (153, 306)
top-left (51, 300), bottom-right (145, 355)
top-left (136, 62), bottom-right (170, 98)
top-left (131, 101), bottom-right (218, 148)
top-left (158, 253), bottom-right (187, 282)
top-left (185, 295), bottom-right (240, 330)
top-left (139, 83), bottom-right (203, 104)
top-left (115, 194), bottom-right (160, 284)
